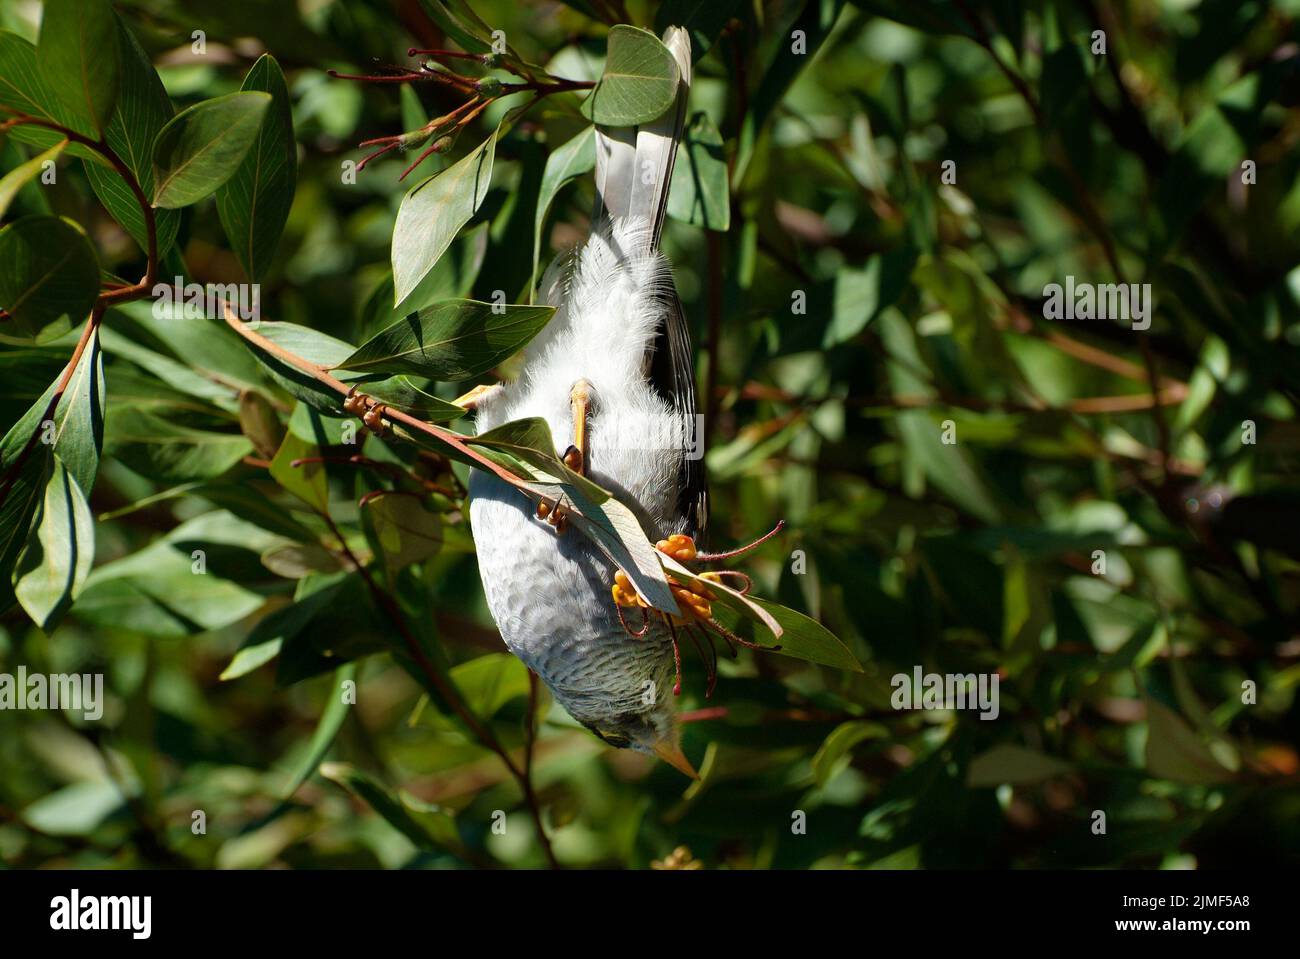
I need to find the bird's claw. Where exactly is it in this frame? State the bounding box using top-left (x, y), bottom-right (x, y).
top-left (536, 498), bottom-right (568, 534)
top-left (562, 444), bottom-right (583, 474)
top-left (342, 387), bottom-right (388, 436)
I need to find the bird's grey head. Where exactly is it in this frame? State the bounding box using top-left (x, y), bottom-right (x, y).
top-left (540, 627), bottom-right (697, 777)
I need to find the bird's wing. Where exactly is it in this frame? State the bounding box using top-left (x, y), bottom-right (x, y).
top-left (592, 26), bottom-right (708, 538)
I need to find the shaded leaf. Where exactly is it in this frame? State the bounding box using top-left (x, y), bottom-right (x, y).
top-left (0, 216), bottom-right (100, 343)
top-left (151, 91), bottom-right (272, 209)
top-left (13, 456), bottom-right (95, 631)
top-left (392, 130), bottom-right (498, 308)
top-left (531, 126), bottom-right (595, 298)
top-left (337, 299), bottom-right (555, 380)
top-left (667, 112), bottom-right (729, 231)
top-left (83, 13), bottom-right (181, 256)
top-left (37, 0), bottom-right (120, 134)
top-left (216, 54), bottom-right (297, 281)
top-left (581, 25), bottom-right (680, 127)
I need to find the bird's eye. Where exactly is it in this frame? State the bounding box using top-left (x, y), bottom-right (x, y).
top-left (599, 731), bottom-right (631, 749)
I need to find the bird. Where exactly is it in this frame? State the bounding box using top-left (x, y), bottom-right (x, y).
top-left (461, 26), bottom-right (707, 777)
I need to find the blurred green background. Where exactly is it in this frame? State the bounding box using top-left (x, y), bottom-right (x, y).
top-left (2, 0), bottom-right (1299, 869)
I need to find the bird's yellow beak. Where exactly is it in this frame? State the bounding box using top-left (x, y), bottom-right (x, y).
top-left (652, 739), bottom-right (699, 779)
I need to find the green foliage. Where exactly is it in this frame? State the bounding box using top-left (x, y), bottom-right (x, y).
top-left (0, 216), bottom-right (100, 341)
top-left (1, 0), bottom-right (1298, 873)
top-left (581, 24), bottom-right (682, 126)
top-left (151, 92), bottom-right (271, 208)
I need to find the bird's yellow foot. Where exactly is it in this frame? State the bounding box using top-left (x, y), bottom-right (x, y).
top-left (568, 379), bottom-right (591, 476)
top-left (451, 383), bottom-right (500, 410)
top-left (536, 498), bottom-right (568, 534)
top-left (362, 404), bottom-right (387, 436)
top-left (342, 386), bottom-right (367, 416)
top-left (611, 543), bottom-right (718, 628)
top-left (562, 444), bottom-right (583, 474)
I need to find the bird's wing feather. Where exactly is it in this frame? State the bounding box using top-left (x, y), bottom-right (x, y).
top-left (591, 26), bottom-right (708, 537)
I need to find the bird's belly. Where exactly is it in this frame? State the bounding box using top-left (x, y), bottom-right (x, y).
top-left (467, 472), bottom-right (674, 703)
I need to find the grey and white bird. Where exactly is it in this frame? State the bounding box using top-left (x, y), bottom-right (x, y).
top-left (463, 26), bottom-right (706, 776)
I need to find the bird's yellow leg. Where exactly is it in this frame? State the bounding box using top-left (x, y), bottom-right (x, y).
top-left (451, 383), bottom-right (500, 410)
top-left (565, 379), bottom-right (592, 475)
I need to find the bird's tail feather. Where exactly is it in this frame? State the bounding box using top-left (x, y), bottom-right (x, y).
top-left (592, 26), bottom-right (693, 254)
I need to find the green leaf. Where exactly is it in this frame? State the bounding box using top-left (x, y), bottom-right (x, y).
top-left (151, 91), bottom-right (272, 209)
top-left (0, 328), bottom-right (103, 611)
top-left (654, 0), bottom-right (742, 61)
top-left (73, 510), bottom-right (269, 637)
top-left (0, 216), bottom-right (100, 344)
top-left (0, 445), bottom-right (49, 613)
top-left (531, 126), bottom-right (595, 300)
top-left (216, 55), bottom-right (297, 281)
top-left (37, 0), bottom-right (120, 135)
top-left (237, 389), bottom-right (285, 459)
top-left (715, 591), bottom-right (864, 672)
top-left (0, 30), bottom-right (96, 146)
top-left (414, 0), bottom-right (493, 55)
top-left (269, 430), bottom-right (329, 511)
top-left (13, 456), bottom-right (95, 631)
top-left (449, 653), bottom-right (530, 719)
top-left (239, 320), bottom-right (355, 414)
top-left (319, 761), bottom-right (446, 853)
top-left (581, 25), bottom-right (681, 127)
top-left (337, 299), bottom-right (555, 380)
top-left (392, 130), bottom-right (498, 308)
top-left (83, 13), bottom-right (181, 257)
top-left (967, 744), bottom-right (1072, 787)
top-left (667, 112), bottom-right (730, 231)
top-left (812, 720), bottom-right (888, 786)
top-left (734, 0), bottom-right (845, 181)
top-left (1144, 696), bottom-right (1235, 785)
top-left (222, 575), bottom-right (346, 680)
top-left (0, 141), bottom-right (64, 222)
top-left (105, 407), bottom-right (252, 482)
top-left (21, 779), bottom-right (128, 836)
top-left (282, 663), bottom-right (356, 798)
top-left (363, 493), bottom-right (442, 577)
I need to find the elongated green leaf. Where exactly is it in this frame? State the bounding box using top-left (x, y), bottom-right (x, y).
top-left (106, 407), bottom-right (252, 481)
top-left (283, 663), bottom-right (356, 798)
top-left (667, 112), bottom-right (729, 231)
top-left (37, 0), bottom-right (120, 134)
top-left (269, 431), bottom-right (329, 511)
top-left (449, 653), bottom-right (530, 719)
top-left (217, 55), bottom-right (297, 281)
top-left (0, 328), bottom-right (103, 612)
top-left (13, 456), bottom-right (95, 631)
top-left (414, 0), bottom-right (492, 55)
top-left (0, 449), bottom-right (50, 614)
top-left (320, 762), bottom-right (445, 853)
top-left (363, 493), bottom-right (442, 577)
top-left (654, 0), bottom-right (741, 60)
top-left (1144, 696), bottom-right (1235, 785)
top-left (967, 744), bottom-right (1073, 788)
top-left (581, 25), bottom-right (680, 127)
top-left (531, 126), bottom-right (595, 299)
top-left (83, 13), bottom-right (181, 256)
top-left (0, 141), bottom-right (64, 221)
top-left (735, 0), bottom-right (845, 181)
top-left (151, 91), bottom-right (272, 209)
top-left (0, 216), bottom-right (100, 343)
top-left (337, 299), bottom-right (555, 380)
top-left (812, 720), bottom-right (888, 785)
top-left (0, 31), bottom-right (96, 147)
top-left (392, 131), bottom-right (498, 308)
top-left (221, 576), bottom-right (345, 680)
